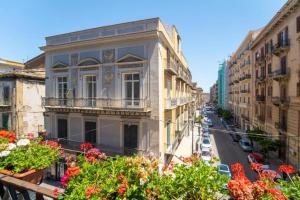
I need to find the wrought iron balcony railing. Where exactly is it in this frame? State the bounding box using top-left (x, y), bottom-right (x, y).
top-left (42, 97), bottom-right (151, 111)
top-left (273, 39), bottom-right (290, 56)
top-left (0, 98), bottom-right (11, 106)
top-left (165, 98), bottom-right (178, 109)
top-left (256, 95), bottom-right (265, 102)
top-left (271, 96), bottom-right (290, 107)
top-left (272, 67), bottom-right (290, 81)
top-left (275, 122), bottom-right (287, 133)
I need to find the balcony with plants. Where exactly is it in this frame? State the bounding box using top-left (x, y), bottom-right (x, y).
top-left (273, 38), bottom-right (290, 56)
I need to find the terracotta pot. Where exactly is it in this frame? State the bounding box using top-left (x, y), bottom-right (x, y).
top-left (0, 168), bottom-right (44, 184)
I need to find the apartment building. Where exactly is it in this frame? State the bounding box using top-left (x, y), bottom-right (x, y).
top-left (41, 18), bottom-right (194, 163)
top-left (218, 61), bottom-right (229, 109)
top-left (251, 0), bottom-right (300, 167)
top-left (228, 30), bottom-right (261, 131)
top-left (210, 81), bottom-right (218, 105)
top-left (0, 56), bottom-right (45, 136)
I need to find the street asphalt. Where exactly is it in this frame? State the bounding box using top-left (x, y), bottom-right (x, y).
top-left (208, 112), bottom-right (258, 181)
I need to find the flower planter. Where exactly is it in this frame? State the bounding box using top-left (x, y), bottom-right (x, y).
top-left (0, 168), bottom-right (44, 184)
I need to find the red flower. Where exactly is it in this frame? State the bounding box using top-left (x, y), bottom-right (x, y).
top-left (278, 164), bottom-right (296, 174)
top-left (118, 177), bottom-right (129, 195)
top-left (266, 188), bottom-right (286, 200)
top-left (259, 170), bottom-right (278, 181)
top-left (117, 174), bottom-right (125, 181)
top-left (85, 185), bottom-right (100, 199)
top-left (250, 162), bottom-right (263, 172)
top-left (0, 130), bottom-right (16, 143)
top-left (60, 174), bottom-right (69, 187)
top-left (66, 166), bottom-right (81, 177)
top-left (85, 148), bottom-right (107, 163)
top-left (52, 188), bottom-right (60, 196)
top-left (80, 143), bottom-right (94, 151)
top-left (118, 186), bottom-right (126, 194)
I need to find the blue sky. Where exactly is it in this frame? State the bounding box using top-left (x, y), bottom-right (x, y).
top-left (0, 0), bottom-right (286, 92)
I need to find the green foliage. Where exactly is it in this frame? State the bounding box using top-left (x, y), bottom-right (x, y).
top-left (0, 141), bottom-right (60, 173)
top-left (0, 137), bottom-right (9, 144)
top-left (216, 108), bottom-right (232, 121)
top-left (278, 176), bottom-right (300, 199)
top-left (62, 156), bottom-right (229, 200)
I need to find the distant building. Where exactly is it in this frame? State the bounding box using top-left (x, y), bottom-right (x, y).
top-left (210, 81), bottom-right (218, 105)
top-left (0, 55), bottom-right (45, 137)
top-left (217, 61), bottom-right (226, 109)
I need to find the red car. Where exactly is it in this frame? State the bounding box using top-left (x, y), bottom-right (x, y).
top-left (248, 152), bottom-right (264, 163)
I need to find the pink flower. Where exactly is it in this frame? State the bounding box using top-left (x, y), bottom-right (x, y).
top-left (60, 174), bottom-right (69, 187)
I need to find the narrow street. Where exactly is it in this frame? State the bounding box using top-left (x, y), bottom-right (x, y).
top-left (209, 112), bottom-right (257, 181)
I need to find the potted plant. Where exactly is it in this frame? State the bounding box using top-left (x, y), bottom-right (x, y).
top-left (0, 131), bottom-right (61, 184)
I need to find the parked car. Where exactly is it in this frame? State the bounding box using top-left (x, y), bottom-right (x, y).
top-left (230, 132), bottom-right (241, 142)
top-left (248, 154), bottom-right (269, 171)
top-left (201, 138), bottom-right (212, 149)
top-left (201, 147), bottom-right (212, 164)
top-left (217, 164), bottom-right (232, 179)
top-left (248, 152), bottom-right (265, 163)
top-left (207, 119), bottom-right (213, 127)
top-left (202, 131), bottom-right (210, 138)
top-left (239, 139), bottom-right (253, 152)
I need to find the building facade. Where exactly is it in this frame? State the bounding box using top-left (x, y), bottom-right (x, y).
top-left (218, 62), bottom-right (224, 108)
top-left (0, 56), bottom-right (45, 136)
top-left (225, 0), bottom-right (300, 168)
top-left (228, 30), bottom-right (261, 131)
top-left (251, 0), bottom-right (300, 168)
top-left (41, 18), bottom-right (195, 163)
top-left (210, 81), bottom-right (218, 105)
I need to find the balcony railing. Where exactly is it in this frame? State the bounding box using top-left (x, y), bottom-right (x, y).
top-left (165, 58), bottom-right (178, 75)
top-left (0, 98), bottom-right (11, 106)
top-left (256, 95), bottom-right (265, 102)
top-left (165, 98), bottom-right (178, 109)
top-left (273, 67), bottom-right (290, 81)
top-left (240, 89), bottom-right (250, 94)
top-left (275, 122), bottom-right (287, 133)
top-left (165, 121), bottom-right (188, 154)
top-left (256, 75), bottom-right (266, 84)
top-left (271, 96), bottom-right (290, 107)
top-left (43, 98), bottom-right (151, 111)
top-left (273, 39), bottom-right (290, 56)
top-left (241, 114), bottom-right (250, 121)
top-left (0, 173), bottom-right (58, 200)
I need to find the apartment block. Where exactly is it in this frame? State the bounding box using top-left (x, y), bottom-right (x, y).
top-left (0, 56), bottom-right (45, 136)
top-left (41, 18), bottom-right (196, 163)
top-left (228, 30), bottom-right (261, 131)
top-left (226, 0), bottom-right (300, 168)
top-left (251, 0), bottom-right (300, 167)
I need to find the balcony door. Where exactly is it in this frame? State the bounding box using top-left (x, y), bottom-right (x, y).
top-left (124, 124), bottom-right (138, 155)
top-left (85, 121), bottom-right (96, 144)
top-left (57, 118), bottom-right (68, 139)
top-left (123, 73), bottom-right (140, 107)
top-left (57, 77), bottom-right (68, 106)
top-left (166, 121), bottom-right (171, 147)
top-left (84, 75), bottom-right (96, 107)
top-left (280, 56), bottom-right (287, 74)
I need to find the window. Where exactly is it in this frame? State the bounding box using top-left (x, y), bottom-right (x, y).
top-left (297, 82), bottom-right (300, 96)
top-left (71, 53), bottom-right (79, 65)
top-left (268, 64), bottom-right (272, 74)
top-left (297, 16), bottom-right (300, 33)
top-left (84, 75), bottom-right (96, 106)
top-left (2, 113), bottom-right (9, 130)
top-left (3, 86), bottom-right (10, 104)
top-left (57, 77), bottom-right (68, 105)
top-left (166, 121), bottom-right (171, 147)
top-left (281, 56), bottom-right (287, 73)
top-left (268, 86), bottom-right (272, 97)
top-left (123, 73), bottom-right (140, 107)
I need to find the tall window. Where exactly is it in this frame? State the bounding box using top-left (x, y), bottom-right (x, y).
top-left (57, 77), bottom-right (68, 105)
top-left (84, 75), bottom-right (96, 106)
top-left (123, 73), bottom-right (140, 107)
top-left (268, 63), bottom-right (272, 75)
top-left (280, 56), bottom-right (287, 74)
top-left (297, 16), bottom-right (300, 33)
top-left (3, 86), bottom-right (10, 104)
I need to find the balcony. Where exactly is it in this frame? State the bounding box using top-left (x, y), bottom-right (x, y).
top-left (256, 75), bottom-right (266, 84)
top-left (275, 122), bottom-right (287, 133)
top-left (0, 98), bottom-right (11, 112)
top-left (273, 39), bottom-right (290, 56)
top-left (256, 56), bottom-right (265, 66)
top-left (240, 89), bottom-right (250, 94)
top-left (178, 97), bottom-right (192, 105)
top-left (272, 96), bottom-right (290, 107)
top-left (164, 58), bottom-right (178, 75)
top-left (256, 95), bottom-right (265, 102)
top-left (165, 122), bottom-right (188, 155)
top-left (165, 98), bottom-right (178, 110)
top-left (272, 67), bottom-right (290, 81)
top-left (43, 98), bottom-right (151, 115)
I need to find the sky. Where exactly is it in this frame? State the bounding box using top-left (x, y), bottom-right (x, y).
top-left (0, 0), bottom-right (286, 92)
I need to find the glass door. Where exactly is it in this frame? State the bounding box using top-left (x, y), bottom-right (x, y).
top-left (123, 73), bottom-right (140, 107)
top-left (57, 77), bottom-right (68, 106)
top-left (84, 75), bottom-right (96, 107)
top-left (85, 121), bottom-right (96, 144)
top-left (124, 124), bottom-right (138, 155)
